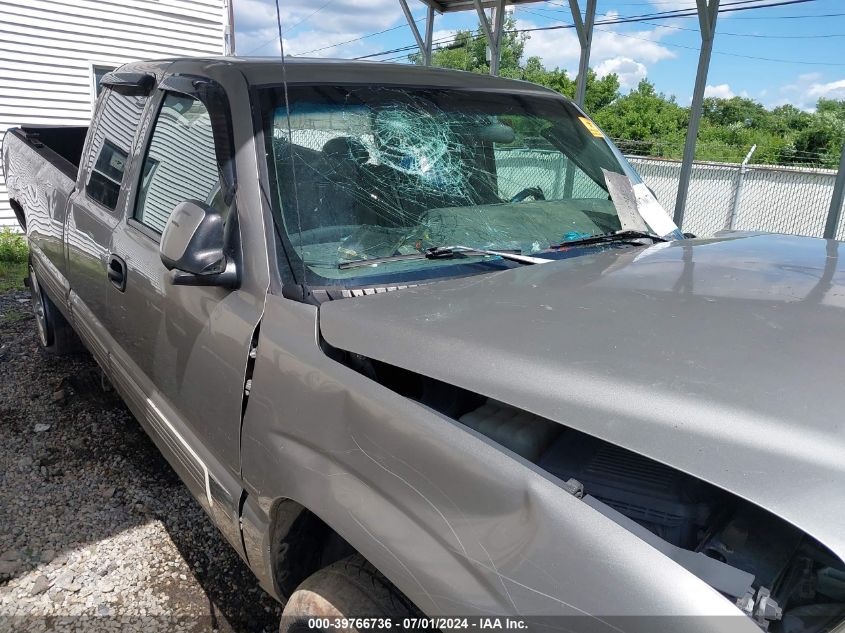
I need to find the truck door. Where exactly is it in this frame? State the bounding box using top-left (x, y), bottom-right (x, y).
top-left (106, 76), bottom-right (266, 553)
top-left (64, 86), bottom-right (149, 368)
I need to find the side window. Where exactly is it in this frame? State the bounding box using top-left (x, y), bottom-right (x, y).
top-left (85, 88), bottom-right (147, 210)
top-left (134, 93), bottom-right (223, 234)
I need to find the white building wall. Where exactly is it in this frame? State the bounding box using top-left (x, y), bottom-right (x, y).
top-left (0, 0), bottom-right (226, 228)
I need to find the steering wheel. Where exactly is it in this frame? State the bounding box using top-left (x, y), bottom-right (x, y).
top-left (510, 186), bottom-right (545, 203)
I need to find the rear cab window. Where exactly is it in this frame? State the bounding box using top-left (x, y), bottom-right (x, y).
top-left (84, 89), bottom-right (147, 210)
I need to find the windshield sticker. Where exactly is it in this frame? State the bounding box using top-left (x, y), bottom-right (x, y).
top-left (578, 117), bottom-right (604, 138)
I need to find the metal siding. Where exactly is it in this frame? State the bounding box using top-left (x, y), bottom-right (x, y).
top-left (0, 0), bottom-right (225, 228)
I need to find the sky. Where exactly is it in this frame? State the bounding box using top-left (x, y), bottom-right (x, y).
top-left (233, 0), bottom-right (845, 111)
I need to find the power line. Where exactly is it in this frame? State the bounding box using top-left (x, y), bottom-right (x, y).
top-left (242, 0), bottom-right (362, 56)
top-left (730, 10), bottom-right (845, 19)
top-left (361, 0), bottom-right (822, 59)
top-left (278, 0), bottom-right (751, 58)
top-left (370, 15), bottom-right (845, 67)
top-left (360, 0), bottom-right (845, 67)
top-left (522, 5), bottom-right (845, 39)
top-left (285, 0), bottom-right (338, 34)
top-left (295, 20), bottom-right (425, 56)
top-left (520, 0), bottom-right (823, 31)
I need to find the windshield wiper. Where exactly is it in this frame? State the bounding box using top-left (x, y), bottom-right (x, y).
top-left (338, 245), bottom-right (550, 270)
top-left (550, 230), bottom-right (668, 250)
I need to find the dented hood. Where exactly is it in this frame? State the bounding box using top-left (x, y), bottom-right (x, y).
top-left (318, 233), bottom-right (845, 559)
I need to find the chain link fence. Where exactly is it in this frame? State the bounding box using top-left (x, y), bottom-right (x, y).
top-left (495, 144), bottom-right (845, 240)
top-left (628, 155), bottom-right (845, 240)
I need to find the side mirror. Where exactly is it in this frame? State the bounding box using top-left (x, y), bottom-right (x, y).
top-left (160, 201), bottom-right (238, 287)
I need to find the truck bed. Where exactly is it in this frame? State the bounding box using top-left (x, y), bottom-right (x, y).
top-left (2, 126), bottom-right (86, 230)
top-left (6, 126), bottom-right (87, 178)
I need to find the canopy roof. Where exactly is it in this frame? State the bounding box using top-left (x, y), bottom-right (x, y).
top-left (418, 0), bottom-right (536, 12)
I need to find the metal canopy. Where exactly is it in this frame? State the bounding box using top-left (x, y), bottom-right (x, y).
top-left (418, 0), bottom-right (538, 12)
top-left (403, 0), bottom-right (597, 100)
top-left (400, 0), bottom-right (845, 237)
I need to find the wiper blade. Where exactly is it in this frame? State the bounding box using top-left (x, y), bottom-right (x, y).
top-left (551, 230), bottom-right (668, 250)
top-left (338, 245), bottom-right (549, 270)
top-left (428, 245), bottom-right (550, 265)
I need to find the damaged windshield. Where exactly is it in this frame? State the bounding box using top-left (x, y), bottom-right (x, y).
top-left (259, 84), bottom-right (668, 286)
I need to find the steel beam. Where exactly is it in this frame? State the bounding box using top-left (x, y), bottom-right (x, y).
top-left (474, 0), bottom-right (505, 75)
top-left (399, 0), bottom-right (430, 66)
top-left (673, 0), bottom-right (720, 229)
top-left (491, 0), bottom-right (505, 75)
top-left (424, 5), bottom-right (435, 64)
top-left (568, 0), bottom-right (596, 108)
top-left (823, 140), bottom-right (845, 239)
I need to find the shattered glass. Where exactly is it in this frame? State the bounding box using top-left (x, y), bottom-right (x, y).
top-left (260, 85), bottom-right (653, 285)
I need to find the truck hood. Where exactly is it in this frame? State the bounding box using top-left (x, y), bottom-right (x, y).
top-left (318, 233), bottom-right (845, 559)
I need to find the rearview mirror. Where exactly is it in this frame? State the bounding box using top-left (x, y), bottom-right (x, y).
top-left (160, 201), bottom-right (238, 287)
top-left (477, 123), bottom-right (515, 144)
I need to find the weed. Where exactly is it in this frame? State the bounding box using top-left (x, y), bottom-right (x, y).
top-left (0, 228), bottom-right (27, 263)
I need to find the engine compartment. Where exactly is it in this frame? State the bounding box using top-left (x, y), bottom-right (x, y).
top-left (332, 350), bottom-right (845, 632)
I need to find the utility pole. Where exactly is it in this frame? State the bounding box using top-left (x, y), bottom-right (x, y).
top-left (673, 0), bottom-right (720, 229)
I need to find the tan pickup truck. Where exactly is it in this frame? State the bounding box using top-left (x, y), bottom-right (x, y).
top-left (4, 56), bottom-right (845, 633)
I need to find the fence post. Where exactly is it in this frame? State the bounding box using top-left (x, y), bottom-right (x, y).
top-left (725, 144), bottom-right (756, 231)
top-left (823, 141), bottom-right (845, 240)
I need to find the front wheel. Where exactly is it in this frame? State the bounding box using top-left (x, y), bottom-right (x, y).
top-left (28, 262), bottom-right (79, 354)
top-left (280, 555), bottom-right (417, 633)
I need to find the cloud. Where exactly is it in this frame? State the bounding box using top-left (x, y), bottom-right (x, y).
top-left (517, 14), bottom-right (675, 79)
top-left (806, 79), bottom-right (845, 102)
top-left (648, 0), bottom-right (696, 9)
top-left (774, 74), bottom-right (845, 111)
top-left (235, 0), bottom-right (403, 57)
top-left (430, 29), bottom-right (460, 49)
top-left (595, 57), bottom-right (647, 89)
top-left (704, 83), bottom-right (735, 99)
top-left (234, 2), bottom-right (677, 78)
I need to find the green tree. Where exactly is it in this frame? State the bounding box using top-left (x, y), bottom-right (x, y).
top-left (407, 19), bottom-right (845, 168)
top-left (410, 14), bottom-right (526, 76)
top-left (703, 96), bottom-right (769, 128)
top-left (791, 111), bottom-right (845, 166)
top-left (771, 104), bottom-right (811, 133)
top-left (592, 79), bottom-right (687, 156)
top-left (584, 70), bottom-right (621, 114)
top-left (521, 56), bottom-right (574, 95)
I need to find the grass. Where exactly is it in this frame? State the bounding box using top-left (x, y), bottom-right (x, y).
top-left (0, 228), bottom-right (28, 292)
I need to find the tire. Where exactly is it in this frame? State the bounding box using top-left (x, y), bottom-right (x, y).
top-left (28, 262), bottom-right (79, 355)
top-left (280, 555), bottom-right (418, 633)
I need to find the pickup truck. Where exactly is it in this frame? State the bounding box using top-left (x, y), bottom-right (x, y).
top-left (4, 57), bottom-right (845, 633)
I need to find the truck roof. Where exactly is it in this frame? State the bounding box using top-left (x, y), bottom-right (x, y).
top-left (120, 56), bottom-right (565, 99)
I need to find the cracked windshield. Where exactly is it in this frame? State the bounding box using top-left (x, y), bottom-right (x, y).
top-left (261, 85), bottom-right (656, 284)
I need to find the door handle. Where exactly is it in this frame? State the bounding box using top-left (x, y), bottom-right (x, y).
top-left (108, 254), bottom-right (127, 292)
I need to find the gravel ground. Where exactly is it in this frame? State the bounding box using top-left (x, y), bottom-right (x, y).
top-left (0, 287), bottom-right (281, 632)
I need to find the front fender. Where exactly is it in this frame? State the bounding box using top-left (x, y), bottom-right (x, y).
top-left (240, 295), bottom-right (755, 629)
